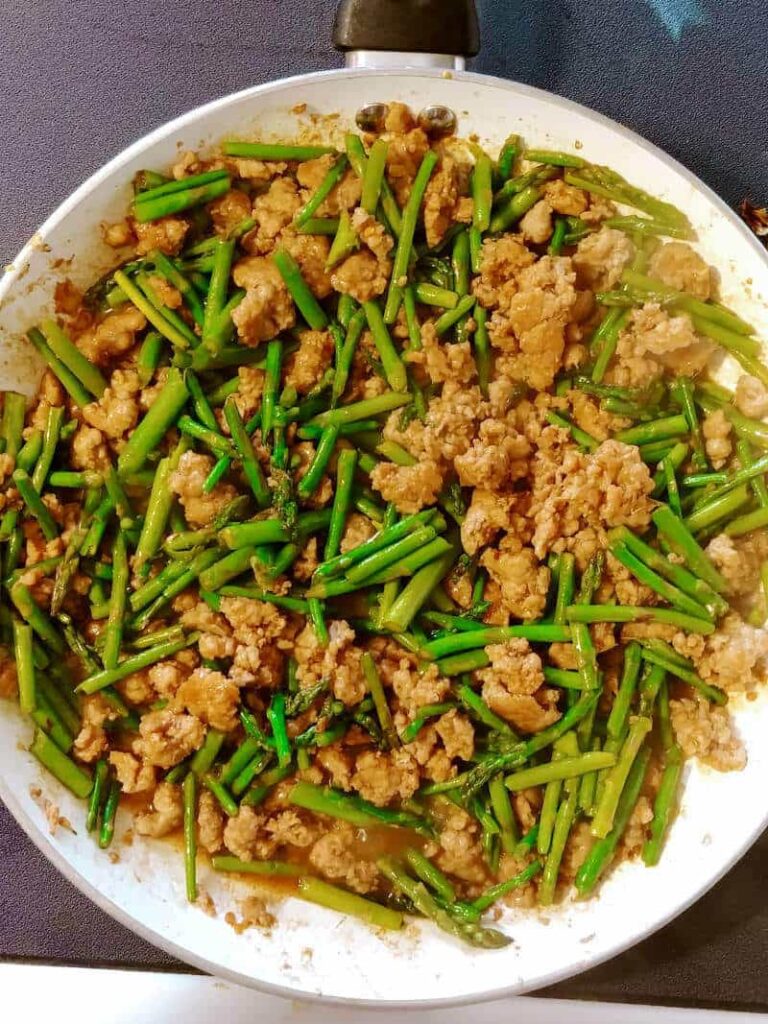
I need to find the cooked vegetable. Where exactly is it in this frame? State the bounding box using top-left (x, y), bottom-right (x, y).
top-left (3, 102), bottom-right (762, 950)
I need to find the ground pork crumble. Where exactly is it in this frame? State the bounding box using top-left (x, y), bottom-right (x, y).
top-left (3, 100), bottom-right (766, 944)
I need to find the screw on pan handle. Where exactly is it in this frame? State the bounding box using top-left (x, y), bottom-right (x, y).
top-left (332, 0), bottom-right (480, 57)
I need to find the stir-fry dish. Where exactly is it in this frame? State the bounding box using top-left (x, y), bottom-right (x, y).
top-left (2, 101), bottom-right (768, 946)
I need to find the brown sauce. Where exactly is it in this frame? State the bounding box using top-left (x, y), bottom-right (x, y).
top-left (139, 805), bottom-right (424, 907)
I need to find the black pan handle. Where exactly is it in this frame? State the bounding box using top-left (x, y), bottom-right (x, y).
top-left (332, 0), bottom-right (480, 57)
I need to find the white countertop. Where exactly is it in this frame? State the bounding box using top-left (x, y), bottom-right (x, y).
top-left (2, 964), bottom-right (763, 1024)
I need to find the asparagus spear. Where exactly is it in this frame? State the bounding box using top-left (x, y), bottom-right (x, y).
top-left (611, 525), bottom-right (728, 617)
top-left (101, 532), bottom-right (128, 670)
top-left (643, 681), bottom-right (683, 868)
top-left (30, 729), bottom-right (92, 798)
top-left (538, 733), bottom-right (578, 856)
top-left (591, 716), bottom-right (651, 838)
top-left (222, 142), bottom-right (334, 160)
top-left (423, 623), bottom-right (571, 661)
top-left (383, 150), bottom-right (438, 322)
top-left (201, 773), bottom-right (238, 817)
top-left (607, 534), bottom-right (714, 621)
top-left (362, 300), bottom-right (407, 391)
top-left (405, 848), bottom-right (455, 902)
top-left (26, 329), bottom-right (91, 407)
top-left (496, 134), bottom-right (520, 181)
top-left (458, 691), bottom-right (600, 801)
top-left (288, 781), bottom-right (431, 835)
top-left (575, 746), bottom-right (652, 897)
top-left (76, 633), bottom-right (199, 694)
top-left (639, 639), bottom-right (727, 705)
top-left (273, 248), bottom-right (328, 330)
top-left (538, 772), bottom-right (580, 906)
top-left (565, 604), bottom-right (715, 636)
top-left (86, 759), bottom-right (109, 832)
top-left (1, 392), bottom-right (26, 460)
top-left (652, 505), bottom-right (728, 594)
top-left (379, 857), bottom-right (511, 948)
top-left (505, 752), bottom-right (616, 791)
top-left (117, 368), bottom-right (189, 476)
top-left (13, 619), bottom-right (36, 715)
top-left (298, 876), bottom-right (403, 931)
top-left (472, 859), bottom-right (542, 913)
top-left (224, 396), bottom-right (271, 507)
top-left (183, 772), bottom-right (198, 902)
top-left (13, 468), bottom-right (59, 540)
top-left (31, 405), bottom-right (65, 492)
top-left (294, 154), bottom-right (349, 227)
top-left (98, 779), bottom-right (121, 848)
top-left (133, 173), bottom-right (230, 221)
top-left (40, 320), bottom-right (108, 397)
top-left (211, 854), bottom-right (303, 875)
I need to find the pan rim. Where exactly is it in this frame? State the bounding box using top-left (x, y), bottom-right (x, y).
top-left (3, 66), bottom-right (766, 298)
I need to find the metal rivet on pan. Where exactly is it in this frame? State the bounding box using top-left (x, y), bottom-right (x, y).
top-left (418, 105), bottom-right (457, 137)
top-left (355, 103), bottom-right (388, 132)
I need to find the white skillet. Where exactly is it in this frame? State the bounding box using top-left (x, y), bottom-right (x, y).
top-left (1, 0), bottom-right (767, 1007)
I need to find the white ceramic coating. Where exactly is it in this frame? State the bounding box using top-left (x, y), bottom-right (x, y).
top-left (1, 68), bottom-right (767, 1007)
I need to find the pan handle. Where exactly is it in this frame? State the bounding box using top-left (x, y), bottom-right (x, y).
top-left (332, 0), bottom-right (480, 66)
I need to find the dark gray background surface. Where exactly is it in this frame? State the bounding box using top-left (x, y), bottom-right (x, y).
top-left (2, 0), bottom-right (768, 1010)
